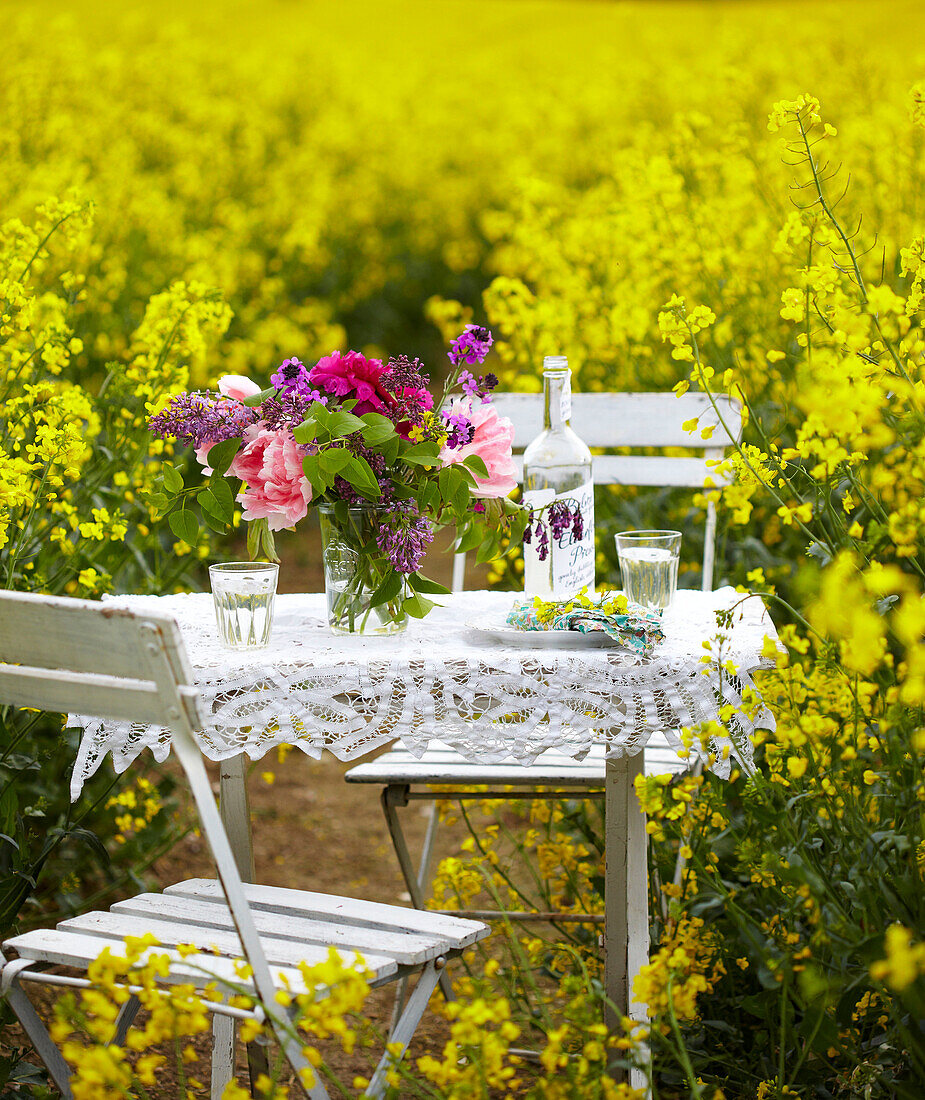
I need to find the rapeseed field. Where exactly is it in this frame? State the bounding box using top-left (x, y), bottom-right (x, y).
top-left (4, 1), bottom-right (925, 1095)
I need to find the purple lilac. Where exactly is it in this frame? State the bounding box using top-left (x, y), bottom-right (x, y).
top-left (382, 355), bottom-right (434, 431)
top-left (260, 389), bottom-right (327, 432)
top-left (448, 325), bottom-right (493, 368)
top-left (382, 355), bottom-right (430, 395)
top-left (148, 391), bottom-right (258, 448)
top-left (375, 500), bottom-right (434, 574)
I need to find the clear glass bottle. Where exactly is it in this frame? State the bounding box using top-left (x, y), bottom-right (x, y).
top-left (523, 356), bottom-right (595, 598)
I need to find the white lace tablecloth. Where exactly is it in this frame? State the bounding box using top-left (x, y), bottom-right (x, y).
top-left (68, 588), bottom-right (778, 800)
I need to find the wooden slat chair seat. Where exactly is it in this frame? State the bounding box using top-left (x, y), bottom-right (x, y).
top-left (346, 738), bottom-right (687, 790)
top-left (0, 592), bottom-right (488, 1100)
top-left (344, 391), bottom-right (741, 944)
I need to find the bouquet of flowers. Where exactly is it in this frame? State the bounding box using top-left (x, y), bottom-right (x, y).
top-left (148, 326), bottom-right (535, 634)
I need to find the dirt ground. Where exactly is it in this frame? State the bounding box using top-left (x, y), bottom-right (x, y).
top-left (12, 526), bottom-right (504, 1096)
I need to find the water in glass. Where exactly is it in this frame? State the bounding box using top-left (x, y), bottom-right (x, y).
top-left (614, 530), bottom-right (681, 611)
top-left (209, 562), bottom-right (278, 649)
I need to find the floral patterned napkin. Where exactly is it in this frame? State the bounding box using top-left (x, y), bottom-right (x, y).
top-left (505, 592), bottom-right (665, 656)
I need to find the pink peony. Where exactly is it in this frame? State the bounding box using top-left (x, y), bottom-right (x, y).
top-left (230, 425), bottom-right (312, 531)
top-left (308, 351), bottom-right (391, 416)
top-left (218, 374), bottom-right (262, 401)
top-left (439, 398), bottom-right (518, 499)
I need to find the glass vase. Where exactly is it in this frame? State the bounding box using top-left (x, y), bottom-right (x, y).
top-left (317, 503), bottom-right (408, 636)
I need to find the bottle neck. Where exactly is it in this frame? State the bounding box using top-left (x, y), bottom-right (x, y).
top-left (543, 370), bottom-right (571, 430)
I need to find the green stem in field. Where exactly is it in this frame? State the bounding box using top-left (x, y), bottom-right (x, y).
top-left (795, 116), bottom-right (920, 402)
top-left (664, 975), bottom-right (704, 1097)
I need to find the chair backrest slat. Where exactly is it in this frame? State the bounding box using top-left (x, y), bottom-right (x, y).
top-left (0, 665), bottom-right (201, 729)
top-left (492, 391), bottom-right (741, 451)
top-left (509, 453), bottom-right (729, 489)
top-left (451, 390), bottom-right (742, 593)
top-left (0, 592), bottom-right (172, 682)
top-left (0, 591), bottom-right (284, 1024)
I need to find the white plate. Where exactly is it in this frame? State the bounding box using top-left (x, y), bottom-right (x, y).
top-left (465, 619), bottom-right (625, 649)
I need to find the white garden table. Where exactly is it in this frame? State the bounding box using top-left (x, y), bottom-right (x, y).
top-left (67, 587), bottom-right (776, 1065)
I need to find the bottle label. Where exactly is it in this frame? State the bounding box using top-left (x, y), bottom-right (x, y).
top-left (559, 377), bottom-right (572, 423)
top-left (523, 483), bottom-right (595, 598)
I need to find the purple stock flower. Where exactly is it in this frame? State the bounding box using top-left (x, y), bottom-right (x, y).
top-left (441, 409), bottom-right (474, 449)
top-left (457, 368), bottom-right (499, 403)
top-left (148, 391), bottom-right (258, 449)
top-left (448, 325), bottom-right (493, 368)
top-left (270, 357), bottom-right (326, 402)
top-left (376, 500), bottom-right (434, 574)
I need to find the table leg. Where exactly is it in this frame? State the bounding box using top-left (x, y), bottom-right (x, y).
top-left (219, 753), bottom-right (256, 882)
top-left (605, 754), bottom-right (649, 1090)
top-left (216, 754), bottom-right (267, 1091)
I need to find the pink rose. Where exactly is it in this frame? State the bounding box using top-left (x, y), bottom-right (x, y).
top-left (230, 425), bottom-right (312, 531)
top-left (218, 374), bottom-right (262, 401)
top-left (308, 351), bottom-right (391, 416)
top-left (439, 398), bottom-right (518, 499)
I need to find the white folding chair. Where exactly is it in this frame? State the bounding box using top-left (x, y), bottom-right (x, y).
top-left (345, 391), bottom-right (742, 931)
top-left (0, 592), bottom-right (489, 1099)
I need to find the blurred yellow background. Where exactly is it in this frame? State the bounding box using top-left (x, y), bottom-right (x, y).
top-left (4, 0), bottom-right (922, 393)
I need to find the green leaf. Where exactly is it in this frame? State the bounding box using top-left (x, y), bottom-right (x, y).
top-left (422, 481), bottom-right (441, 513)
top-left (454, 481), bottom-right (471, 513)
top-left (168, 510), bottom-right (199, 544)
top-left (341, 454), bottom-right (381, 499)
top-left (260, 521), bottom-right (280, 563)
top-left (200, 508), bottom-right (229, 535)
top-left (146, 491), bottom-right (172, 514)
top-left (240, 386), bottom-right (276, 407)
top-left (360, 415), bottom-right (398, 446)
top-left (370, 571), bottom-right (404, 606)
top-left (161, 463), bottom-right (184, 493)
top-left (380, 435), bottom-right (401, 465)
top-left (319, 448), bottom-right (352, 476)
top-left (408, 573), bottom-right (451, 595)
top-left (210, 476), bottom-right (235, 514)
top-left (302, 454), bottom-right (326, 497)
top-left (247, 518), bottom-right (263, 559)
top-left (327, 410), bottom-right (367, 438)
top-left (462, 454), bottom-right (489, 479)
top-left (399, 442), bottom-right (441, 467)
top-left (292, 420), bottom-right (318, 445)
top-left (197, 488), bottom-right (224, 521)
top-left (454, 524), bottom-right (484, 554)
top-left (476, 534), bottom-right (499, 564)
top-left (200, 481), bottom-right (234, 525)
top-left (454, 463), bottom-right (478, 486)
top-left (205, 438), bottom-right (242, 477)
top-left (402, 591), bottom-right (436, 619)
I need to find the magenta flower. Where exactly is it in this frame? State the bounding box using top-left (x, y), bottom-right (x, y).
top-left (230, 425), bottom-right (313, 531)
top-left (439, 397), bottom-right (517, 498)
top-left (308, 351), bottom-right (392, 415)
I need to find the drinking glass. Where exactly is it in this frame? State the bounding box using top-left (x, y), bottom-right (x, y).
top-left (209, 562), bottom-right (278, 649)
top-left (614, 530), bottom-right (681, 611)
